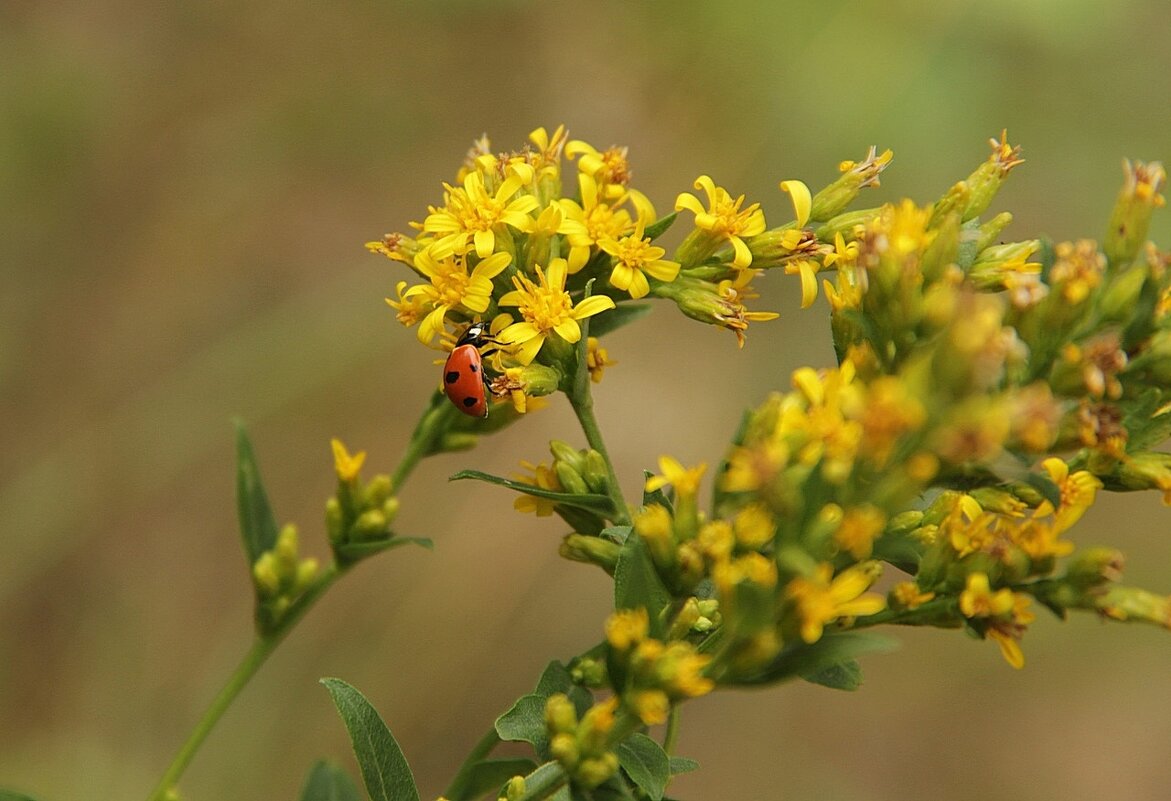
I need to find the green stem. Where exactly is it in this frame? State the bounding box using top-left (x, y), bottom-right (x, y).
top-left (663, 705), bottom-right (681, 755)
top-left (568, 391), bottom-right (630, 525)
top-left (147, 564), bottom-right (343, 801)
top-left (391, 391), bottom-right (456, 493)
top-left (512, 763), bottom-right (569, 801)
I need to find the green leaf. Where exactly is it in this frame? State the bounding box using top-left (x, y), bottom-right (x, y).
top-left (668, 756), bottom-right (700, 775)
top-left (0, 791), bottom-right (39, 801)
top-left (452, 758), bottom-right (538, 801)
top-left (616, 733), bottom-right (670, 801)
top-left (641, 470), bottom-right (673, 513)
top-left (1124, 388), bottom-right (1171, 450)
top-left (1024, 471), bottom-right (1062, 510)
top-left (321, 678), bottom-right (420, 801)
top-left (450, 470), bottom-right (616, 515)
top-left (614, 531), bottom-right (672, 634)
top-left (334, 536), bottom-right (433, 563)
top-left (533, 660), bottom-right (575, 697)
top-left (800, 658), bottom-right (864, 691)
top-left (299, 760), bottom-right (362, 801)
top-left (724, 631), bottom-right (897, 687)
top-left (234, 420), bottom-right (279, 564)
top-left (495, 694), bottom-right (549, 756)
top-left (643, 211), bottom-right (678, 241)
top-left (588, 303), bottom-right (654, 339)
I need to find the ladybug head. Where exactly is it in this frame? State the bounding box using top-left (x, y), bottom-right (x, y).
top-left (457, 321), bottom-right (492, 348)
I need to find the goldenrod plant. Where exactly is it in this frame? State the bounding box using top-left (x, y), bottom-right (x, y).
top-left (13, 126), bottom-right (1166, 801)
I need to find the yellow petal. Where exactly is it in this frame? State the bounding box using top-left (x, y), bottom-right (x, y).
top-left (609, 263), bottom-right (634, 291)
top-left (472, 251), bottom-right (512, 279)
top-left (780, 180), bottom-right (812, 227)
top-left (496, 321), bottom-right (540, 344)
top-left (545, 258), bottom-right (568, 292)
top-left (554, 318), bottom-right (582, 343)
top-left (674, 192), bottom-right (706, 216)
top-left (628, 269), bottom-right (650, 299)
top-left (730, 236), bottom-right (754, 269)
top-left (474, 229), bottom-right (495, 259)
top-left (515, 332), bottom-right (546, 365)
top-left (798, 261), bottom-right (818, 308)
top-left (572, 295), bottom-right (617, 319)
top-left (643, 259), bottom-right (680, 282)
top-left (418, 305), bottom-right (448, 344)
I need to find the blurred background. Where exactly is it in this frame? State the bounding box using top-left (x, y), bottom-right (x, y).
top-left (4, 0), bottom-right (1171, 799)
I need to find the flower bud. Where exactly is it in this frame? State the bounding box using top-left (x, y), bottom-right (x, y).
top-left (1064, 547), bottom-right (1124, 588)
top-left (963, 131), bottom-right (1024, 221)
top-left (811, 147), bottom-right (893, 221)
top-left (549, 440), bottom-right (586, 473)
top-left (352, 509), bottom-right (388, 541)
top-left (560, 534), bottom-right (620, 572)
top-left (554, 461), bottom-right (590, 496)
top-left (1104, 159), bottom-right (1166, 267)
top-left (362, 474), bottom-right (392, 508)
top-left (252, 552), bottom-right (281, 597)
top-left (545, 693), bottom-right (578, 735)
top-left (325, 497), bottom-right (345, 544)
top-left (582, 450), bottom-right (611, 494)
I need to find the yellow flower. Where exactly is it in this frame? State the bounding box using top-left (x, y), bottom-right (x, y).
top-left (1040, 457), bottom-right (1103, 533)
top-left (605, 607), bottom-right (649, 651)
top-left (890, 581), bottom-right (935, 610)
top-left (421, 170), bottom-right (537, 258)
top-left (822, 232), bottom-right (859, 270)
top-left (495, 258), bottom-right (616, 365)
top-left (599, 218), bottom-right (680, 299)
top-left (331, 438), bottom-right (366, 482)
top-left (732, 503), bottom-right (775, 549)
top-left (630, 690), bottom-right (670, 726)
top-left (385, 280), bottom-right (432, 328)
top-left (785, 562), bottom-right (885, 644)
top-left (958, 573), bottom-right (1014, 618)
top-left (404, 248), bottom-right (512, 344)
top-left (559, 173), bottom-right (636, 272)
top-left (674, 175), bottom-right (767, 268)
top-left (586, 337), bottom-right (614, 383)
top-left (512, 460), bottom-right (563, 517)
top-left (645, 456), bottom-right (707, 497)
top-left (834, 505), bottom-right (887, 559)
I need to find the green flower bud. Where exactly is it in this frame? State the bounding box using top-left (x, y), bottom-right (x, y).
top-left (363, 474), bottom-right (392, 508)
top-left (352, 509), bottom-right (388, 541)
top-left (325, 497), bottom-right (345, 545)
top-left (810, 147), bottom-right (893, 221)
top-left (814, 208), bottom-right (880, 242)
top-left (1098, 264), bottom-right (1147, 323)
top-left (1065, 547), bottom-right (1124, 588)
top-left (275, 524), bottom-right (299, 566)
top-left (560, 534), bottom-right (621, 572)
top-left (886, 510), bottom-right (925, 536)
top-left (294, 558), bottom-right (319, 593)
top-left (575, 754), bottom-right (619, 789)
top-left (549, 440), bottom-right (586, 473)
top-left (544, 693), bottom-right (578, 734)
top-left (569, 656), bottom-right (607, 688)
top-left (502, 775), bottom-right (526, 801)
top-left (973, 212), bottom-right (1014, 253)
top-left (963, 131), bottom-right (1024, 221)
top-left (554, 461), bottom-right (590, 496)
top-left (1104, 159), bottom-right (1166, 267)
top-left (252, 552), bottom-right (281, 597)
top-left (582, 450), bottom-right (610, 494)
top-left (549, 732), bottom-right (578, 766)
top-left (382, 496), bottom-right (400, 525)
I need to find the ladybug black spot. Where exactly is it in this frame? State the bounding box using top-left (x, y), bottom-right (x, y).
top-left (462, 396), bottom-right (477, 408)
top-left (446, 371), bottom-right (460, 384)
top-left (469, 363), bottom-right (478, 373)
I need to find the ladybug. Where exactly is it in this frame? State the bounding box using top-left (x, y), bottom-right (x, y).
top-left (443, 322), bottom-right (495, 418)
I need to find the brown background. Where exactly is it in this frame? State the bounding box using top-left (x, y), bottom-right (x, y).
top-left (3, 1), bottom-right (1171, 799)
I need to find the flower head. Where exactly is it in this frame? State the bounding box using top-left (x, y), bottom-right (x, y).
top-left (786, 562), bottom-right (885, 644)
top-left (495, 258), bottom-right (615, 364)
top-left (421, 170), bottom-right (537, 258)
top-left (599, 218), bottom-right (680, 299)
top-left (675, 176), bottom-right (766, 268)
top-left (403, 248), bottom-right (512, 344)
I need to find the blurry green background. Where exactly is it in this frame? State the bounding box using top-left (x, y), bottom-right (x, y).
top-left (4, 1), bottom-right (1171, 799)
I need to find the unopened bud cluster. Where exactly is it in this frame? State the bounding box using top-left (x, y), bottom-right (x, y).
top-left (544, 694), bottom-right (621, 789)
top-left (326, 439), bottom-right (401, 564)
top-left (251, 523), bottom-right (319, 633)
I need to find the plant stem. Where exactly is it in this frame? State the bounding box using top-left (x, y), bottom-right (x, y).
top-left (147, 564), bottom-right (342, 801)
top-left (568, 391), bottom-right (630, 525)
top-left (512, 763), bottom-right (569, 801)
top-left (391, 391), bottom-right (456, 493)
top-left (663, 705), bottom-right (681, 755)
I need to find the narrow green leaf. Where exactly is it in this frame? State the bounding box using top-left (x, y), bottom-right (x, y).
top-left (234, 420), bottom-right (279, 564)
top-left (453, 758), bottom-right (538, 801)
top-left (0, 790), bottom-right (39, 801)
top-left (587, 777), bottom-right (637, 800)
top-left (588, 303), bottom-right (654, 339)
top-left (668, 756), bottom-right (699, 775)
top-left (614, 531), bottom-right (672, 634)
top-left (495, 694), bottom-right (549, 756)
top-left (450, 469), bottom-right (616, 515)
top-left (800, 658), bottom-right (864, 691)
top-left (299, 759), bottom-right (362, 801)
top-left (321, 678), bottom-right (420, 801)
top-left (643, 211), bottom-right (678, 241)
top-left (616, 733), bottom-right (670, 801)
top-left (724, 631), bottom-right (898, 687)
top-left (1024, 471), bottom-right (1062, 510)
top-left (334, 536), bottom-right (433, 563)
top-left (641, 470), bottom-right (673, 513)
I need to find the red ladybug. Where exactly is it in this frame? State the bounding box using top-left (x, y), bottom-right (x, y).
top-left (443, 322), bottom-right (494, 418)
